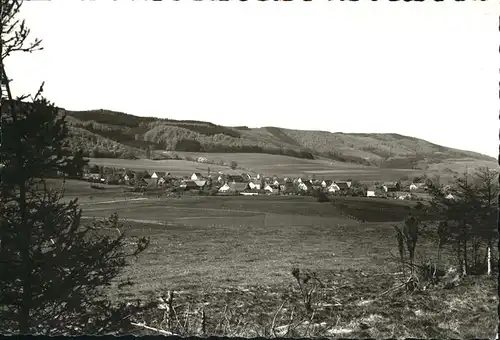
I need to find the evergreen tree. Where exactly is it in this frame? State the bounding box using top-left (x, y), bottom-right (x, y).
top-left (425, 168), bottom-right (498, 275)
top-left (0, 0), bottom-right (149, 334)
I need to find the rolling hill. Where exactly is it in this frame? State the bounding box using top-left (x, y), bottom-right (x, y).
top-left (61, 109), bottom-right (495, 172)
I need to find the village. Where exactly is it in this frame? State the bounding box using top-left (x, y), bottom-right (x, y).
top-left (79, 163), bottom-right (443, 201)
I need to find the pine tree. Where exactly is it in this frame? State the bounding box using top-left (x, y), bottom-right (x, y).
top-left (425, 168), bottom-right (498, 275)
top-left (0, 0), bottom-right (149, 334)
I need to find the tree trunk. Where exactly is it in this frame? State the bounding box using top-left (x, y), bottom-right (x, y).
top-left (19, 180), bottom-right (32, 334)
top-left (472, 238), bottom-right (477, 270)
top-left (487, 244), bottom-right (492, 276)
top-left (462, 222), bottom-right (468, 276)
top-left (437, 245), bottom-right (442, 274)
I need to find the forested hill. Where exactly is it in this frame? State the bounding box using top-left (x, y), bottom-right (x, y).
top-left (61, 109), bottom-right (495, 169)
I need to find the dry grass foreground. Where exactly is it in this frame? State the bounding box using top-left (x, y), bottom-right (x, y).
top-left (71, 192), bottom-right (500, 339)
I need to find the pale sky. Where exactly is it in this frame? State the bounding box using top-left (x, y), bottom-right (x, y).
top-left (6, 0), bottom-right (499, 158)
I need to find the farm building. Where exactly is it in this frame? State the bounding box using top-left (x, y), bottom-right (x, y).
top-left (180, 180), bottom-right (201, 190)
top-left (327, 182), bottom-right (340, 193)
top-left (271, 179), bottom-right (285, 189)
top-left (227, 175), bottom-right (245, 183)
top-left (366, 186), bottom-right (376, 197)
top-left (248, 181), bottom-right (261, 190)
top-left (218, 183), bottom-right (231, 193)
top-left (297, 182), bottom-right (308, 192)
top-left (321, 180), bottom-right (333, 188)
top-left (382, 182), bottom-right (400, 192)
top-left (409, 183), bottom-right (418, 191)
top-left (263, 184), bottom-right (273, 193)
top-left (191, 172), bottom-right (204, 181)
top-left (151, 171), bottom-right (168, 179)
top-left (194, 180), bottom-right (207, 188)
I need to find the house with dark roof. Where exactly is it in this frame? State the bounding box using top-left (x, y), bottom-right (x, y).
top-left (227, 174), bottom-right (245, 183)
top-left (335, 181), bottom-right (350, 190)
top-left (179, 180), bottom-right (199, 190)
top-left (382, 182), bottom-right (400, 192)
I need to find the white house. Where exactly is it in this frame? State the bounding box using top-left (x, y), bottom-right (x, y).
top-left (327, 183), bottom-right (340, 193)
top-left (194, 180), bottom-right (207, 188)
top-left (297, 182), bottom-right (308, 191)
top-left (445, 193), bottom-right (455, 200)
top-left (151, 171), bottom-right (167, 179)
top-left (191, 172), bottom-right (203, 181)
top-left (366, 189), bottom-right (376, 197)
top-left (218, 183), bottom-right (230, 193)
top-left (409, 183), bottom-right (418, 191)
top-left (248, 181), bottom-right (261, 190)
top-left (263, 184), bottom-right (273, 193)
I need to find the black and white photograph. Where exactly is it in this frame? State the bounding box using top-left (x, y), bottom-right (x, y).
top-left (0, 0), bottom-right (498, 337)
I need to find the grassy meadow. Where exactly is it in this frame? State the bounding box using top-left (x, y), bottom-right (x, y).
top-left (63, 181), bottom-right (499, 338)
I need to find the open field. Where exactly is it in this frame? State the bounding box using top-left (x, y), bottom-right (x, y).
top-left (87, 153), bottom-right (497, 182)
top-left (78, 195), bottom-right (445, 293)
top-left (41, 180), bottom-right (498, 337)
top-left (75, 194), bottom-right (498, 338)
top-left (86, 158), bottom-right (231, 177)
top-left (88, 155), bottom-right (419, 182)
top-left (426, 158), bottom-right (499, 175)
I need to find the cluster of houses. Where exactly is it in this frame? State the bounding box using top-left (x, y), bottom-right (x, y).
top-left (82, 166), bottom-right (433, 199)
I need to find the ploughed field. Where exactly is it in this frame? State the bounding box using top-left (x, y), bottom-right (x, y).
top-left (76, 192), bottom-right (498, 338)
